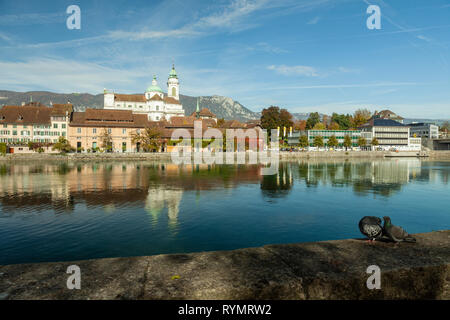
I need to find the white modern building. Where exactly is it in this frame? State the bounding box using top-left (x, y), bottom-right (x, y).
top-left (409, 122), bottom-right (439, 139)
top-left (359, 118), bottom-right (421, 151)
top-left (103, 65), bottom-right (185, 121)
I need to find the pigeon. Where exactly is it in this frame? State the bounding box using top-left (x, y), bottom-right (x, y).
top-left (359, 216), bottom-right (383, 242)
top-left (382, 216), bottom-right (416, 243)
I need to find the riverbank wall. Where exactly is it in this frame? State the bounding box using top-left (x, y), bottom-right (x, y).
top-left (5, 151), bottom-right (450, 162)
top-left (1, 230), bottom-right (449, 300)
top-left (1, 150), bottom-right (450, 162)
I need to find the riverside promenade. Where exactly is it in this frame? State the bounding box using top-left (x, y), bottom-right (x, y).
top-left (1, 230), bottom-right (449, 300)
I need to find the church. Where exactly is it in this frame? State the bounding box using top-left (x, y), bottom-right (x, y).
top-left (103, 65), bottom-right (185, 121)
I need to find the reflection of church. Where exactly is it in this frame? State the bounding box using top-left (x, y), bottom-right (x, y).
top-left (145, 187), bottom-right (183, 228)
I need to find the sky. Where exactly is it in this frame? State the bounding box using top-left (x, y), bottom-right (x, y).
top-left (0, 0), bottom-right (449, 118)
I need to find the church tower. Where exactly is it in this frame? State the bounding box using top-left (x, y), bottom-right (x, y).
top-left (167, 64), bottom-right (179, 100)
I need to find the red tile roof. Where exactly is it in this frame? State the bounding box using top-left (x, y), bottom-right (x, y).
top-left (70, 109), bottom-right (150, 128)
top-left (0, 105), bottom-right (52, 125)
top-left (114, 94), bottom-right (146, 102)
top-left (168, 116), bottom-right (216, 128)
top-left (51, 103), bottom-right (73, 115)
top-left (149, 94), bottom-right (164, 101)
top-left (163, 96), bottom-right (181, 105)
top-left (190, 108), bottom-right (216, 118)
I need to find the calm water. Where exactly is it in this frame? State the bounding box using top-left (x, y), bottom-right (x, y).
top-left (0, 159), bottom-right (449, 265)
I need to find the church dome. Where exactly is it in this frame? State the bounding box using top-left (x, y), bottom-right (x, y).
top-left (146, 76), bottom-right (163, 93)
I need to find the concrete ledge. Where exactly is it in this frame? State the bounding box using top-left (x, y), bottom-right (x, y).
top-left (1, 230), bottom-right (449, 300)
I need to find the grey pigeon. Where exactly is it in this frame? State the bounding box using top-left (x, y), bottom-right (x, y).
top-left (359, 216), bottom-right (383, 242)
top-left (383, 216), bottom-right (416, 243)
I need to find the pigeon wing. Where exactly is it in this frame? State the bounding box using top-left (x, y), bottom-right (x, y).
top-left (390, 225), bottom-right (410, 240)
top-left (363, 224), bottom-right (382, 238)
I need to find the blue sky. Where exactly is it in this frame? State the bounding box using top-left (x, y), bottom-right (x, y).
top-left (0, 0), bottom-right (449, 118)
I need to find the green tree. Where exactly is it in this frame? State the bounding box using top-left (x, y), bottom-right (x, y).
top-left (306, 112), bottom-right (321, 129)
top-left (52, 136), bottom-right (74, 153)
top-left (131, 126), bottom-right (163, 152)
top-left (343, 135), bottom-right (352, 150)
top-left (358, 137), bottom-right (367, 147)
top-left (331, 113), bottom-right (352, 130)
top-left (0, 142), bottom-right (7, 155)
top-left (327, 135), bottom-right (339, 148)
top-left (298, 135), bottom-right (309, 148)
top-left (313, 135), bottom-right (324, 147)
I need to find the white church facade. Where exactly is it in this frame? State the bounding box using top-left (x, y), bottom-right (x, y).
top-left (103, 65), bottom-right (185, 121)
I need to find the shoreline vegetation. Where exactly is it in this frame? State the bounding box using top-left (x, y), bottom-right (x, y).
top-left (1, 150), bottom-right (450, 161)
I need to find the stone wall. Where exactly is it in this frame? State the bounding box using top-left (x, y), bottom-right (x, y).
top-left (1, 230), bottom-right (448, 300)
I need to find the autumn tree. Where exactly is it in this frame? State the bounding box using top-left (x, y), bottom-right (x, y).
top-left (279, 109), bottom-right (294, 129)
top-left (358, 137), bottom-right (367, 147)
top-left (343, 135), bottom-right (352, 150)
top-left (131, 126), bottom-right (163, 152)
top-left (298, 135), bottom-right (309, 148)
top-left (313, 123), bottom-right (326, 130)
top-left (371, 137), bottom-right (379, 146)
top-left (352, 109), bottom-right (372, 129)
top-left (52, 136), bottom-right (74, 154)
top-left (100, 128), bottom-right (113, 152)
top-left (260, 106), bottom-right (293, 136)
top-left (327, 135), bottom-right (339, 148)
top-left (313, 135), bottom-right (324, 147)
top-left (328, 122), bottom-right (340, 130)
top-left (293, 120), bottom-right (307, 131)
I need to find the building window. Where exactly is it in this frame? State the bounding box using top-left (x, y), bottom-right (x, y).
top-left (128, 105), bottom-right (132, 108)
top-left (156, 106), bottom-right (159, 111)
top-left (77, 128), bottom-right (81, 133)
top-left (93, 128), bottom-right (97, 134)
top-left (2, 124), bottom-right (6, 128)
top-left (62, 124), bottom-right (66, 129)
top-left (172, 87), bottom-right (176, 97)
top-left (156, 116), bottom-right (159, 120)
top-left (122, 129), bottom-right (126, 134)
top-left (108, 128), bottom-right (112, 134)
top-left (13, 124), bottom-right (17, 128)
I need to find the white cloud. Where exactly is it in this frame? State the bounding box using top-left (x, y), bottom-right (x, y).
top-left (417, 35), bottom-right (432, 42)
top-left (337, 66), bottom-right (360, 74)
top-left (267, 64), bottom-right (319, 76)
top-left (0, 58), bottom-right (149, 93)
top-left (0, 12), bottom-right (65, 26)
top-left (307, 16), bottom-right (320, 24)
top-left (0, 32), bottom-right (12, 42)
top-left (279, 81), bottom-right (424, 90)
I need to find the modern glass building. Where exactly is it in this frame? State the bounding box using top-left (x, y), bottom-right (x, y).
top-left (287, 130), bottom-right (361, 147)
top-left (307, 130), bottom-right (361, 147)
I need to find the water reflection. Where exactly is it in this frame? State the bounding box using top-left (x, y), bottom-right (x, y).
top-left (0, 159), bottom-right (448, 217)
top-left (1, 159), bottom-right (449, 265)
